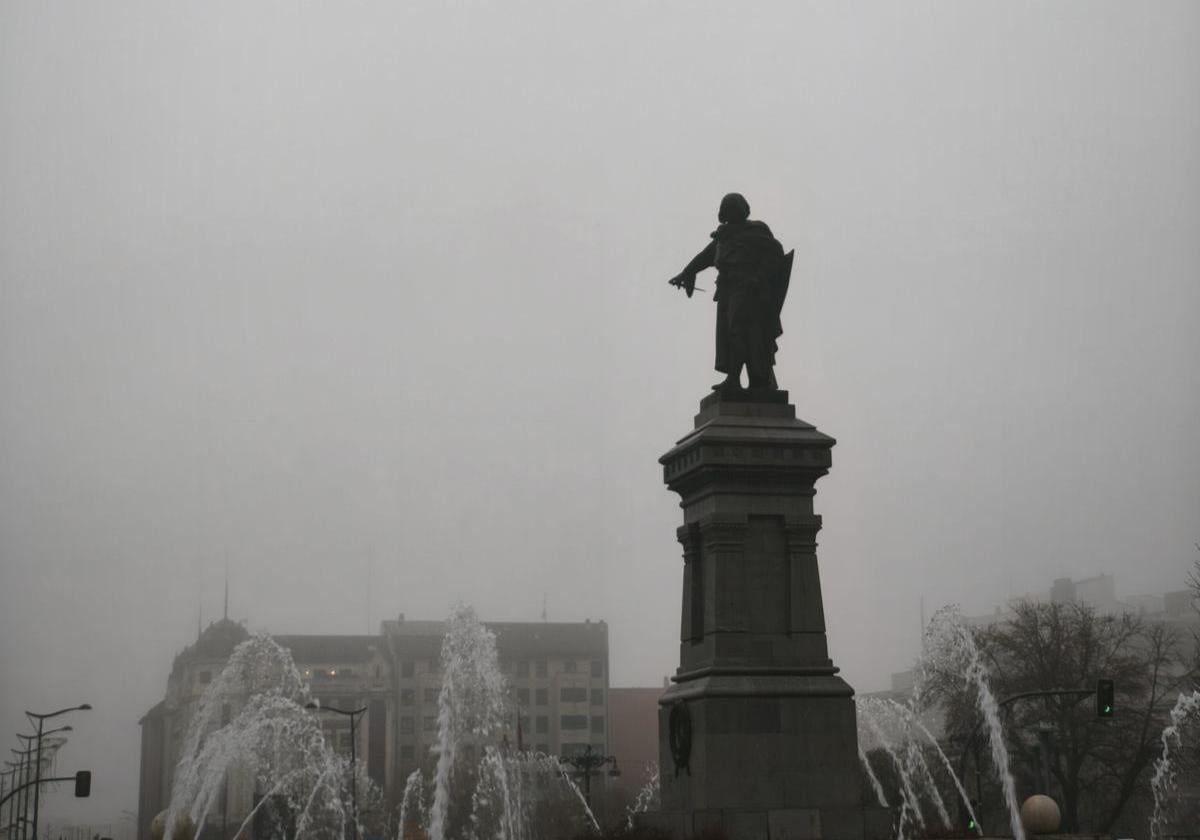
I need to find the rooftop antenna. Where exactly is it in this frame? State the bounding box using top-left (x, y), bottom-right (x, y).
top-left (366, 553), bottom-right (373, 634)
top-left (198, 600), bottom-right (203, 640)
top-left (541, 593), bottom-right (547, 622)
top-left (223, 559), bottom-right (229, 621)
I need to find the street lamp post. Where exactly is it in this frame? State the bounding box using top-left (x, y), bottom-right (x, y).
top-left (10, 748), bottom-right (38, 840)
top-left (1, 766), bottom-right (15, 839)
top-left (304, 703), bottom-right (367, 840)
top-left (561, 745), bottom-right (620, 818)
top-left (25, 705), bottom-right (90, 840)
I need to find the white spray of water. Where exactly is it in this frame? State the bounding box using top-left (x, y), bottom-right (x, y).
top-left (859, 704), bottom-right (925, 832)
top-left (1149, 689), bottom-right (1200, 840)
top-left (397, 770), bottom-right (424, 840)
top-left (869, 697), bottom-right (978, 833)
top-left (903, 733), bottom-right (951, 827)
top-left (166, 635), bottom-right (366, 840)
top-left (554, 761), bottom-right (600, 834)
top-left (624, 763), bottom-right (661, 830)
top-left (858, 746), bottom-right (888, 808)
top-left (429, 605), bottom-right (509, 840)
top-left (402, 606), bottom-right (600, 840)
top-left (923, 606), bottom-right (1025, 840)
top-left (469, 745), bottom-right (529, 840)
top-left (905, 710), bottom-right (980, 835)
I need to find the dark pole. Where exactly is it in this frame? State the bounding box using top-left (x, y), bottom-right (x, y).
top-left (1, 768), bottom-right (12, 837)
top-left (561, 745), bottom-right (619, 825)
top-left (14, 748), bottom-right (36, 840)
top-left (348, 715), bottom-right (358, 840)
top-left (1, 769), bottom-right (8, 834)
top-left (304, 703), bottom-right (367, 840)
top-left (25, 705), bottom-right (89, 840)
top-left (32, 719), bottom-right (43, 840)
top-left (1, 767), bottom-right (13, 839)
top-left (4, 762), bottom-right (18, 838)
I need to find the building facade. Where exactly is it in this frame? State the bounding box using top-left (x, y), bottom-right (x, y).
top-left (606, 687), bottom-right (663, 799)
top-left (138, 615), bottom-right (609, 840)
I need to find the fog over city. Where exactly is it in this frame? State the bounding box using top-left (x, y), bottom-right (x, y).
top-left (2, 0), bottom-right (1198, 829)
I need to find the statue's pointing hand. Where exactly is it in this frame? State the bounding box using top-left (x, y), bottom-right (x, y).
top-left (668, 272), bottom-right (696, 298)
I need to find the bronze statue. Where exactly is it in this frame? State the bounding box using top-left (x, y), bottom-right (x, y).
top-left (669, 193), bottom-right (794, 394)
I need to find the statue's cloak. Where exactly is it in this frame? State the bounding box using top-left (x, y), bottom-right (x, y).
top-left (709, 221), bottom-right (791, 374)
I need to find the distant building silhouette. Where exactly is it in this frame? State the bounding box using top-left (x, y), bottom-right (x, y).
top-left (137, 614), bottom-right (610, 840)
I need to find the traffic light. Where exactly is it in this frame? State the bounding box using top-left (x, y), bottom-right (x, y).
top-left (74, 770), bottom-right (91, 797)
top-left (1097, 678), bottom-right (1114, 718)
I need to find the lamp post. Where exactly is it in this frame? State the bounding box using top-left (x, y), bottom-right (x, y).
top-left (25, 705), bottom-right (90, 840)
top-left (304, 703), bottom-right (367, 840)
top-left (0, 767), bottom-right (11, 835)
top-left (15, 730), bottom-right (68, 838)
top-left (1, 765), bottom-right (16, 839)
top-left (561, 744), bottom-right (620, 817)
top-left (10, 749), bottom-right (37, 840)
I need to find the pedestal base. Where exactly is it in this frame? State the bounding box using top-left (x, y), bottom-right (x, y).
top-left (654, 674), bottom-right (875, 838)
top-left (649, 391), bottom-right (888, 839)
top-left (638, 805), bottom-right (892, 840)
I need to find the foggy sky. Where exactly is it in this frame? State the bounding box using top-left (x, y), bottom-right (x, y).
top-left (2, 0), bottom-right (1198, 827)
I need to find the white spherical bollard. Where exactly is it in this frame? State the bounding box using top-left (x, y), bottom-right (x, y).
top-left (1020, 794), bottom-right (1062, 834)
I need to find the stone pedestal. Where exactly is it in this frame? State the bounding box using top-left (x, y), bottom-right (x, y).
top-left (647, 391), bottom-right (884, 840)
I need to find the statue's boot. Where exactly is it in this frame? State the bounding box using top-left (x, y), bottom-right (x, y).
top-left (711, 373), bottom-right (742, 394)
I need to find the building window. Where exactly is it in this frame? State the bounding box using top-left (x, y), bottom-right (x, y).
top-left (400, 717), bottom-right (414, 735)
top-left (517, 660), bottom-right (529, 678)
top-left (199, 671), bottom-right (212, 684)
top-left (401, 689), bottom-right (414, 706)
top-left (560, 687), bottom-right (588, 703)
top-left (561, 742), bottom-right (588, 757)
top-left (517, 688), bottom-right (530, 706)
top-left (590, 688), bottom-right (603, 706)
top-left (590, 660), bottom-right (603, 678)
top-left (519, 716), bottom-right (530, 735)
top-left (563, 661), bottom-right (577, 674)
top-left (400, 744), bottom-right (414, 761)
top-left (339, 732), bottom-right (353, 752)
top-left (535, 688), bottom-right (548, 706)
top-left (374, 665), bottom-right (381, 679)
top-left (401, 660), bottom-right (414, 678)
top-left (536, 659), bottom-right (547, 678)
top-left (535, 716), bottom-right (548, 734)
top-left (560, 715), bottom-right (587, 731)
top-left (591, 716), bottom-right (605, 734)
top-left (536, 743), bottom-right (549, 754)
top-left (423, 688), bottom-right (439, 704)
top-left (423, 716), bottom-right (437, 732)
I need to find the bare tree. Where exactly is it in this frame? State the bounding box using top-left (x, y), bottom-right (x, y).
top-left (934, 601), bottom-right (1196, 833)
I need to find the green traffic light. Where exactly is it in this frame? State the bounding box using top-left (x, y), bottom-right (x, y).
top-left (1104, 704), bottom-right (1112, 714)
top-left (967, 818), bottom-right (977, 829)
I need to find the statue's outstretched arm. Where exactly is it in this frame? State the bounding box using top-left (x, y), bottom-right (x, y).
top-left (682, 242), bottom-right (716, 276)
top-left (668, 242), bottom-right (716, 298)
